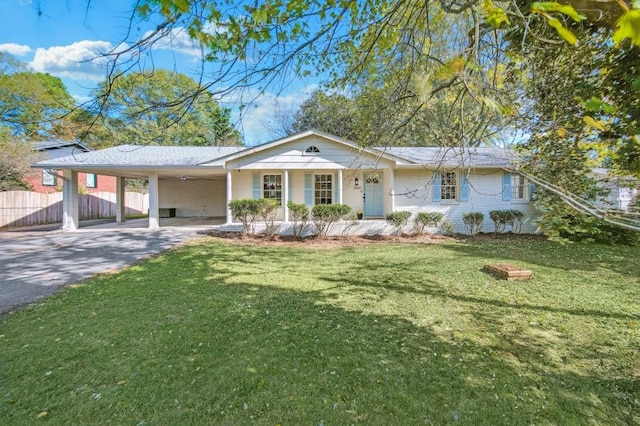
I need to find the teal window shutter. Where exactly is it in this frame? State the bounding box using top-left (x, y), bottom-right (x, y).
top-left (288, 173), bottom-right (293, 203)
top-left (529, 182), bottom-right (536, 201)
top-left (460, 173), bottom-right (470, 202)
top-left (502, 171), bottom-right (512, 201)
top-left (252, 173), bottom-right (261, 199)
top-left (304, 173), bottom-right (313, 206)
top-left (432, 172), bottom-right (441, 202)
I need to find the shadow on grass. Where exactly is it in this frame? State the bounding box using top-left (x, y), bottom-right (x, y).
top-left (0, 241), bottom-right (637, 424)
top-left (443, 236), bottom-right (640, 278)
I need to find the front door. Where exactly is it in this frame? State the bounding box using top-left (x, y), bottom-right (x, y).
top-left (363, 172), bottom-right (383, 217)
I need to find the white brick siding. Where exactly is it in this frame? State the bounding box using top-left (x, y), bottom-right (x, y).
top-left (393, 169), bottom-right (539, 234)
top-left (159, 178), bottom-right (227, 217)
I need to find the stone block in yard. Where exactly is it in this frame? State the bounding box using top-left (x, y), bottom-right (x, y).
top-left (484, 263), bottom-right (532, 281)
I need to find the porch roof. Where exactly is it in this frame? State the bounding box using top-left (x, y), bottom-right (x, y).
top-left (33, 144), bottom-right (244, 168)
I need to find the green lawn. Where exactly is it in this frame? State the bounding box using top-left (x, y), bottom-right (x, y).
top-left (1, 236), bottom-right (638, 424)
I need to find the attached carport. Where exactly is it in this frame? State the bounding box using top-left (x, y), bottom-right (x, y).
top-left (32, 145), bottom-right (243, 231)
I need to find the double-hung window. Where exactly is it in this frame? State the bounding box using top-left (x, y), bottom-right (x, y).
top-left (511, 174), bottom-right (526, 200)
top-left (314, 174), bottom-right (332, 204)
top-left (441, 172), bottom-right (457, 200)
top-left (263, 174), bottom-right (282, 205)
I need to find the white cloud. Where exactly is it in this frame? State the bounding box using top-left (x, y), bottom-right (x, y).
top-left (143, 27), bottom-right (202, 58)
top-left (29, 40), bottom-right (125, 82)
top-left (222, 85), bottom-right (319, 145)
top-left (0, 43), bottom-right (32, 56)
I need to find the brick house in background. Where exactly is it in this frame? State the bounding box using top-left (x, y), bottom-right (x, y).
top-left (28, 140), bottom-right (117, 194)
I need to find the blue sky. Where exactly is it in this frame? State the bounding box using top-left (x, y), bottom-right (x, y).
top-left (0, 0), bottom-right (319, 145)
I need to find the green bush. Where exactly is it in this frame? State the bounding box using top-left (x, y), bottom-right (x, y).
top-left (489, 209), bottom-right (525, 234)
top-left (414, 212), bottom-right (445, 235)
top-left (311, 204), bottom-right (351, 237)
top-left (439, 218), bottom-right (455, 236)
top-left (385, 211), bottom-right (411, 235)
top-left (228, 199), bottom-right (261, 234)
top-left (462, 212), bottom-right (484, 236)
top-left (257, 198), bottom-right (279, 236)
top-left (287, 201), bottom-right (309, 238)
top-left (551, 213), bottom-right (640, 246)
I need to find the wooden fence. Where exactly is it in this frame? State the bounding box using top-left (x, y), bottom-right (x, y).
top-left (0, 191), bottom-right (149, 229)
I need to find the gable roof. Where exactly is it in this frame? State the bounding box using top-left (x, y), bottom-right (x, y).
top-left (198, 129), bottom-right (407, 166)
top-left (32, 131), bottom-right (514, 170)
top-left (33, 140), bottom-right (90, 152)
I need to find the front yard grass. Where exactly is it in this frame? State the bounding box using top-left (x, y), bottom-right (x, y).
top-left (1, 237), bottom-right (638, 424)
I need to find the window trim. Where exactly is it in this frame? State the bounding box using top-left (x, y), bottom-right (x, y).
top-left (510, 173), bottom-right (527, 201)
top-left (86, 173), bottom-right (97, 189)
top-left (262, 174), bottom-right (283, 206)
top-left (304, 146), bottom-right (320, 155)
top-left (314, 173), bottom-right (333, 205)
top-left (42, 169), bottom-right (57, 186)
top-left (441, 171), bottom-right (458, 201)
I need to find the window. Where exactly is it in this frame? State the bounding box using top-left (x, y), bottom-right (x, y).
top-left (441, 172), bottom-right (457, 200)
top-left (305, 146), bottom-right (320, 154)
top-left (86, 173), bottom-right (97, 188)
top-left (314, 174), bottom-right (332, 204)
top-left (511, 174), bottom-right (526, 200)
top-left (263, 174), bottom-right (282, 205)
top-left (42, 169), bottom-right (57, 186)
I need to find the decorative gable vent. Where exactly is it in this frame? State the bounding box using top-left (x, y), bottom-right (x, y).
top-left (304, 146), bottom-right (320, 154)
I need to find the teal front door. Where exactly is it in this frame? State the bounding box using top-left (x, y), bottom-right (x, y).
top-left (363, 172), bottom-right (383, 217)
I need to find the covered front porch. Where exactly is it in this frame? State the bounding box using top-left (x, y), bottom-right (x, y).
top-left (57, 166), bottom-right (396, 231)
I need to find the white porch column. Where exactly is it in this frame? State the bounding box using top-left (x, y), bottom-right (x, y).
top-left (148, 172), bottom-right (159, 229)
top-left (115, 176), bottom-right (126, 223)
top-left (226, 170), bottom-right (233, 224)
top-left (62, 169), bottom-right (79, 231)
top-left (283, 170), bottom-right (289, 223)
top-left (389, 168), bottom-right (396, 213)
top-left (337, 169), bottom-right (343, 204)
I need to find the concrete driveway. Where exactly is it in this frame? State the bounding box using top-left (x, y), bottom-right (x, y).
top-left (0, 218), bottom-right (223, 316)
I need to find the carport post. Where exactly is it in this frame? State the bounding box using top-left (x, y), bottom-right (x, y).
top-left (283, 170), bottom-right (289, 224)
top-left (148, 172), bottom-right (160, 229)
top-left (62, 169), bottom-right (79, 231)
top-left (115, 177), bottom-right (126, 223)
top-left (226, 170), bottom-right (232, 224)
top-left (337, 169), bottom-right (343, 204)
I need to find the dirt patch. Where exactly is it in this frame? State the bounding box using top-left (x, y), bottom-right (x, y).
top-left (208, 230), bottom-right (466, 249)
top-left (206, 230), bottom-right (547, 249)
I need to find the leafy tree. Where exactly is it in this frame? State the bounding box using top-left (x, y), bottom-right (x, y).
top-left (0, 135), bottom-right (41, 191)
top-left (286, 90), bottom-right (360, 140)
top-left (0, 54), bottom-right (75, 140)
top-left (94, 70), bottom-right (242, 146)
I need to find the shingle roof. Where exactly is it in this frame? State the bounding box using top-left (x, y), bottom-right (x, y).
top-left (33, 140), bottom-right (90, 151)
top-left (34, 138), bottom-right (513, 170)
top-left (382, 146), bottom-right (512, 167)
top-left (36, 144), bottom-right (245, 167)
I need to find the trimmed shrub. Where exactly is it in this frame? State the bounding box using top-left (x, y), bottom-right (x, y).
top-left (287, 201), bottom-right (309, 238)
top-left (462, 212), bottom-right (484, 236)
top-left (257, 198), bottom-right (279, 236)
top-left (439, 218), bottom-right (455, 236)
top-left (311, 203), bottom-right (351, 237)
top-left (228, 199), bottom-right (261, 234)
top-left (489, 209), bottom-right (526, 233)
top-left (414, 212), bottom-right (445, 235)
top-left (385, 211), bottom-right (411, 235)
